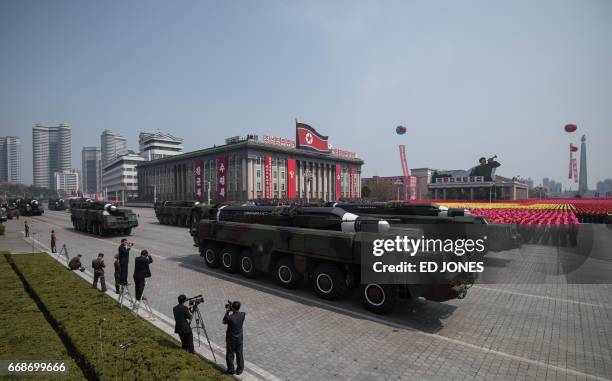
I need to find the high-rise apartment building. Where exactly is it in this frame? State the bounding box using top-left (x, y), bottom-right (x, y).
top-left (138, 131), bottom-right (183, 161)
top-left (100, 129), bottom-right (128, 168)
top-left (0, 136), bottom-right (22, 183)
top-left (82, 146), bottom-right (101, 194)
top-left (32, 124), bottom-right (71, 189)
top-left (54, 169), bottom-right (81, 195)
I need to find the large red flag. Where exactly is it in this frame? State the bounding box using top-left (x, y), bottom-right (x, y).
top-left (335, 164), bottom-right (341, 200)
top-left (217, 156), bottom-right (227, 202)
top-left (287, 158), bottom-right (297, 199)
top-left (296, 122), bottom-right (330, 153)
top-left (264, 155), bottom-right (272, 199)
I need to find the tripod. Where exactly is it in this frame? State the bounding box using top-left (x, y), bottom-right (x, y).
top-left (190, 304), bottom-right (217, 363)
top-left (132, 281), bottom-right (155, 320)
top-left (58, 244), bottom-right (69, 263)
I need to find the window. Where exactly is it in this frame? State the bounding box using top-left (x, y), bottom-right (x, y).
top-left (257, 170), bottom-right (261, 178)
top-left (273, 171), bottom-right (277, 179)
top-left (257, 182), bottom-right (261, 191)
top-left (274, 183), bottom-right (278, 191)
top-left (281, 171), bottom-right (285, 179)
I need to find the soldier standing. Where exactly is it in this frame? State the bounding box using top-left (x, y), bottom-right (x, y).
top-left (113, 254), bottom-right (121, 294)
top-left (24, 220), bottom-right (29, 237)
top-left (92, 253), bottom-right (107, 292)
top-left (50, 230), bottom-right (57, 253)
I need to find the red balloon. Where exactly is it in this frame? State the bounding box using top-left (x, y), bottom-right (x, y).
top-left (564, 124), bottom-right (577, 133)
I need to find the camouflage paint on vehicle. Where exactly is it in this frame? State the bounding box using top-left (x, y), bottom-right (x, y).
top-left (70, 198), bottom-right (138, 236)
top-left (154, 200), bottom-right (198, 227)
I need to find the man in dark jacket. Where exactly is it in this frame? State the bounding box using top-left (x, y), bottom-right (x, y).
top-left (117, 238), bottom-right (132, 286)
top-left (113, 254), bottom-right (121, 294)
top-left (173, 294), bottom-right (194, 353)
top-left (223, 301), bottom-right (246, 375)
top-left (470, 156), bottom-right (501, 182)
top-left (133, 249), bottom-right (153, 301)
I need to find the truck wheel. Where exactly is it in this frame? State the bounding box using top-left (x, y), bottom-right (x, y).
top-left (360, 284), bottom-right (396, 314)
top-left (184, 216), bottom-right (190, 227)
top-left (275, 257), bottom-right (301, 289)
top-left (124, 228), bottom-right (132, 236)
top-left (239, 249), bottom-right (260, 278)
top-left (311, 263), bottom-right (347, 300)
top-left (220, 246), bottom-right (240, 273)
top-left (72, 219), bottom-right (77, 230)
top-left (202, 243), bottom-right (220, 268)
top-left (99, 226), bottom-right (107, 236)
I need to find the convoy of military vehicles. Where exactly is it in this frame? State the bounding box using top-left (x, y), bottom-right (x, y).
top-left (69, 199), bottom-right (139, 236)
top-left (48, 197), bottom-right (68, 211)
top-left (154, 200), bottom-right (198, 226)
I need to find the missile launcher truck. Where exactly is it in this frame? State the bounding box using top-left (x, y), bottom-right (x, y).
top-left (48, 198), bottom-right (68, 211)
top-left (70, 199), bottom-right (138, 236)
top-left (190, 204), bottom-right (476, 314)
top-left (154, 200), bottom-right (198, 227)
top-left (16, 198), bottom-right (44, 216)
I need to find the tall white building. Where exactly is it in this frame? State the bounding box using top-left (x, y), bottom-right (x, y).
top-left (139, 131), bottom-right (183, 161)
top-left (100, 129), bottom-right (128, 168)
top-left (82, 146), bottom-right (101, 194)
top-left (54, 169), bottom-right (81, 195)
top-left (102, 153), bottom-right (145, 201)
top-left (32, 124), bottom-right (71, 189)
top-left (0, 136), bottom-right (22, 183)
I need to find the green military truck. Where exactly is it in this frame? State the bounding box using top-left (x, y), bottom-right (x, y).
top-left (70, 199), bottom-right (138, 236)
top-left (17, 198), bottom-right (44, 216)
top-left (48, 197), bottom-right (68, 211)
top-left (190, 204), bottom-right (475, 314)
top-left (154, 200), bottom-right (198, 227)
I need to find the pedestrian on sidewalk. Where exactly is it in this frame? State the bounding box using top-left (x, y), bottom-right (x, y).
top-left (92, 253), bottom-right (107, 292)
top-left (24, 220), bottom-right (29, 237)
top-left (113, 254), bottom-right (121, 294)
top-left (50, 230), bottom-right (57, 253)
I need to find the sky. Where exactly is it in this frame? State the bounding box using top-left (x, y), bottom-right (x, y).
top-left (1, 0), bottom-right (611, 189)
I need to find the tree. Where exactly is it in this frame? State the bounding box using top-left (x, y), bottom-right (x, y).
top-left (361, 186), bottom-right (371, 198)
top-left (368, 182), bottom-right (396, 201)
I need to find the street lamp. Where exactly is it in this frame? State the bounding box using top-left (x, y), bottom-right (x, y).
top-left (393, 179), bottom-right (403, 200)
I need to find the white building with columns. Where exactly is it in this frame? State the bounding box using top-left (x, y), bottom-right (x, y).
top-left (137, 135), bottom-right (362, 202)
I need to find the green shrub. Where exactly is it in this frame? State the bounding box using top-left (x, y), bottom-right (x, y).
top-left (8, 254), bottom-right (229, 381)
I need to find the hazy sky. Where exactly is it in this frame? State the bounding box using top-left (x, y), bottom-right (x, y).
top-left (1, 0), bottom-right (611, 189)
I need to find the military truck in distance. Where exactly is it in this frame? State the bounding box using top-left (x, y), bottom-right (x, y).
top-left (155, 200), bottom-right (198, 227)
top-left (190, 204), bottom-right (475, 314)
top-left (70, 199), bottom-right (138, 236)
top-left (17, 198), bottom-right (44, 216)
top-left (48, 197), bottom-right (68, 211)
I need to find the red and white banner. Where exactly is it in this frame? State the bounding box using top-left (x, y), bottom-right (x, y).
top-left (349, 166), bottom-right (356, 199)
top-left (217, 156), bottom-right (227, 202)
top-left (335, 164), bottom-right (342, 200)
top-left (287, 158), bottom-right (296, 199)
top-left (264, 155), bottom-right (272, 199)
top-left (195, 159), bottom-right (203, 202)
top-left (296, 122), bottom-right (330, 153)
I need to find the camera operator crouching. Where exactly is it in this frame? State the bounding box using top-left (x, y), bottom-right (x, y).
top-left (223, 300), bottom-right (245, 375)
top-left (173, 294), bottom-right (194, 353)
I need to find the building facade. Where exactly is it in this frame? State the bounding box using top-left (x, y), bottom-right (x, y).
top-left (139, 131), bottom-right (183, 161)
top-left (54, 169), bottom-right (81, 195)
top-left (429, 175), bottom-right (528, 201)
top-left (32, 124), bottom-right (71, 189)
top-left (100, 129), bottom-right (128, 168)
top-left (82, 146), bottom-right (101, 194)
top-left (0, 136), bottom-right (22, 183)
top-left (137, 136), bottom-right (363, 202)
top-left (102, 153), bottom-right (145, 201)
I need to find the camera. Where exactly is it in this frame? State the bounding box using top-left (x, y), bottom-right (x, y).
top-left (225, 300), bottom-right (234, 310)
top-left (187, 294), bottom-right (204, 307)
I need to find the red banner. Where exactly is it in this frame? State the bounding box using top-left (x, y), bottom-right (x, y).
top-left (287, 158), bottom-right (296, 199)
top-left (335, 164), bottom-right (341, 200)
top-left (195, 159), bottom-right (203, 202)
top-left (296, 122), bottom-right (330, 153)
top-left (264, 155), bottom-right (272, 199)
top-left (349, 166), bottom-right (356, 199)
top-left (217, 156), bottom-right (227, 202)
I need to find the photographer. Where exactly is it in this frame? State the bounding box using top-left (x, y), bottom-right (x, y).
top-left (68, 254), bottom-right (85, 271)
top-left (117, 238), bottom-right (133, 287)
top-left (133, 249), bottom-right (153, 301)
top-left (223, 301), bottom-right (245, 375)
top-left (173, 294), bottom-right (194, 353)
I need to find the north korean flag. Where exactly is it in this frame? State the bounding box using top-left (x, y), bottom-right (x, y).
top-left (296, 122), bottom-right (331, 153)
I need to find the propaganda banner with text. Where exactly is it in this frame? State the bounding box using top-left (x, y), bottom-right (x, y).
top-left (335, 164), bottom-right (342, 200)
top-left (296, 122), bottom-right (331, 153)
top-left (349, 165), bottom-right (356, 199)
top-left (195, 159), bottom-right (203, 202)
top-left (217, 156), bottom-right (227, 202)
top-left (287, 158), bottom-right (297, 199)
top-left (264, 155), bottom-right (272, 199)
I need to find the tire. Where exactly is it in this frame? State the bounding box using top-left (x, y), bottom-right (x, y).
top-left (99, 226), bottom-right (107, 237)
top-left (124, 228), bottom-right (132, 236)
top-left (220, 246), bottom-right (240, 273)
top-left (311, 263), bottom-right (347, 300)
top-left (239, 249), bottom-right (260, 278)
top-left (184, 216), bottom-right (190, 227)
top-left (202, 243), bottom-right (221, 268)
top-left (274, 257), bottom-right (301, 289)
top-left (360, 283), bottom-right (396, 314)
top-left (72, 219), bottom-right (77, 229)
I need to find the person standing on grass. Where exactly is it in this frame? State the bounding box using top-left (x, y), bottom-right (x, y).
top-left (92, 253), bottom-right (107, 292)
top-left (24, 220), bottom-right (29, 237)
top-left (50, 230), bottom-right (57, 253)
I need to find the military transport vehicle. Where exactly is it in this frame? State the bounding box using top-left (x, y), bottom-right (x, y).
top-left (155, 200), bottom-right (198, 226)
top-left (16, 198), bottom-right (44, 216)
top-left (190, 204), bottom-right (476, 314)
top-left (48, 197), bottom-right (68, 211)
top-left (70, 199), bottom-right (138, 236)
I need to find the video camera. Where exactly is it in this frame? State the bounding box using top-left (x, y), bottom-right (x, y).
top-left (187, 294), bottom-right (204, 307)
top-left (225, 300), bottom-right (235, 310)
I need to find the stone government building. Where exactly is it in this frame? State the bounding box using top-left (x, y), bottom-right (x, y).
top-left (137, 135), bottom-right (363, 203)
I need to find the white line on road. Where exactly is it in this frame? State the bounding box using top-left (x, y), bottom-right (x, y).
top-left (473, 285), bottom-right (604, 308)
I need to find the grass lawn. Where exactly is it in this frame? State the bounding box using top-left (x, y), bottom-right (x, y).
top-left (3, 253), bottom-right (231, 381)
top-left (0, 252), bottom-right (84, 380)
